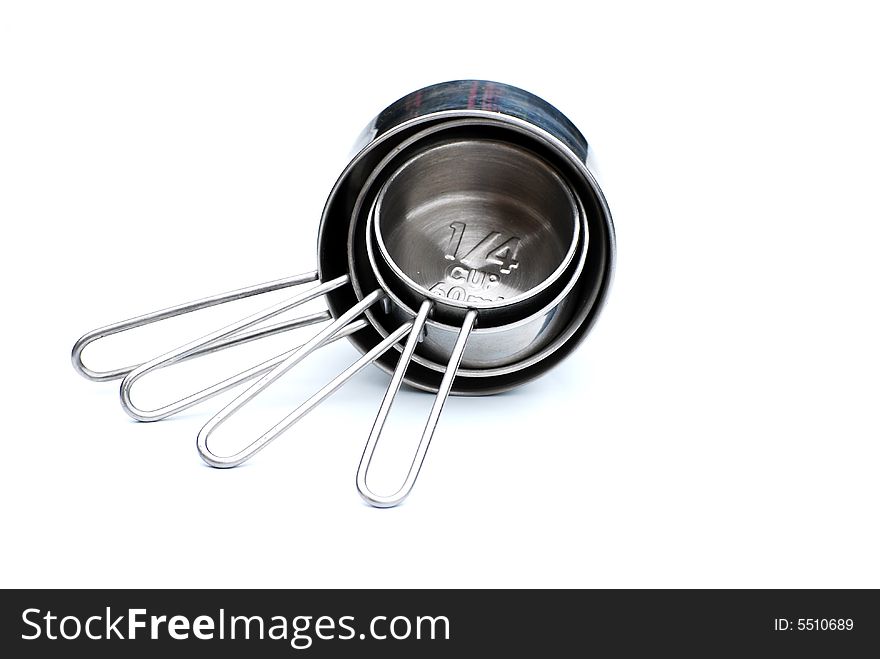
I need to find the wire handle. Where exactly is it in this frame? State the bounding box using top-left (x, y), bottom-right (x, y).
top-left (196, 289), bottom-right (398, 468)
top-left (72, 272), bottom-right (329, 382)
top-left (74, 268), bottom-right (480, 506)
top-left (118, 275), bottom-right (350, 421)
top-left (357, 302), bottom-right (477, 508)
top-left (119, 320), bottom-right (368, 422)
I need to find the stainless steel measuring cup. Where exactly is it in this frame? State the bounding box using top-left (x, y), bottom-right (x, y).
top-left (72, 80), bottom-right (616, 506)
top-left (348, 119), bottom-right (591, 376)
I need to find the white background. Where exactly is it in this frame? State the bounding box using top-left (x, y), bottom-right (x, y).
top-left (1, 1), bottom-right (878, 588)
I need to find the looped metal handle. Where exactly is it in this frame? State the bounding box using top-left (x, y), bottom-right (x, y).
top-left (357, 301), bottom-right (477, 508)
top-left (72, 272), bottom-right (326, 382)
top-left (120, 320), bottom-right (367, 422)
top-left (118, 275), bottom-right (350, 421)
top-left (196, 289), bottom-right (400, 469)
top-left (74, 265), bottom-right (479, 506)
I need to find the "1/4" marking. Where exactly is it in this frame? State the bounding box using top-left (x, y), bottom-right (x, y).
top-left (443, 222), bottom-right (521, 275)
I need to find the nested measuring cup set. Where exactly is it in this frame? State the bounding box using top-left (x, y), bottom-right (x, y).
top-left (72, 80), bottom-right (616, 507)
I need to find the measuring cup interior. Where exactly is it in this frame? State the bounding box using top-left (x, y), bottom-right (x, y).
top-left (373, 138), bottom-right (579, 317)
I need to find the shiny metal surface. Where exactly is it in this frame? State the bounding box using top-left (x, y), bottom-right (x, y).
top-left (352, 80), bottom-right (590, 164)
top-left (373, 138), bottom-right (579, 320)
top-left (320, 81), bottom-right (615, 395)
top-left (346, 118), bottom-right (589, 372)
top-left (196, 288), bottom-right (387, 469)
top-left (120, 319), bottom-right (368, 422)
top-left (119, 275), bottom-right (350, 421)
top-left (365, 187), bottom-right (588, 370)
top-left (357, 302), bottom-right (476, 508)
top-left (72, 272), bottom-right (326, 382)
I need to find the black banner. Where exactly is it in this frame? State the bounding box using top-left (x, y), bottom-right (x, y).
top-left (1, 589), bottom-right (877, 656)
